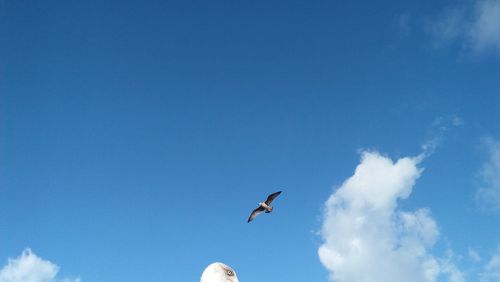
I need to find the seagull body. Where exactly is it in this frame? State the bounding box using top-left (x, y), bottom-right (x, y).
top-left (259, 202), bottom-right (272, 212)
top-left (247, 191), bottom-right (282, 223)
top-left (200, 262), bottom-right (239, 282)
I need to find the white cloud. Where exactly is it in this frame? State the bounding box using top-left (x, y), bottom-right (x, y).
top-left (469, 0), bottom-right (500, 52)
top-left (318, 151), bottom-right (464, 282)
top-left (476, 138), bottom-right (500, 211)
top-left (0, 249), bottom-right (80, 282)
top-left (480, 247), bottom-right (500, 282)
top-left (428, 0), bottom-right (500, 54)
top-left (469, 248), bottom-right (482, 262)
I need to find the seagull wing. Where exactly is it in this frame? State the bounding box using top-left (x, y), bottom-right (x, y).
top-left (247, 206), bottom-right (265, 223)
top-left (265, 191), bottom-right (282, 205)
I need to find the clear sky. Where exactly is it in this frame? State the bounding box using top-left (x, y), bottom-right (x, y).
top-left (0, 0), bottom-right (499, 281)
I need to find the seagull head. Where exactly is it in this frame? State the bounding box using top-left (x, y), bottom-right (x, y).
top-left (200, 262), bottom-right (239, 282)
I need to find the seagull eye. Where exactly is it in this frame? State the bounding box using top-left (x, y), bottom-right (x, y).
top-left (226, 270), bottom-right (234, 276)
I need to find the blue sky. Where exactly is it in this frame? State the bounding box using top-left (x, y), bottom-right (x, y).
top-left (0, 0), bottom-right (499, 281)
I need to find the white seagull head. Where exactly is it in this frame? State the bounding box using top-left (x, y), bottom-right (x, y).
top-left (200, 262), bottom-right (239, 282)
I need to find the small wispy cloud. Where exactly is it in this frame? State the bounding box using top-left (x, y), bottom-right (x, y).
top-left (476, 138), bottom-right (500, 211)
top-left (318, 151), bottom-right (464, 282)
top-left (418, 115), bottom-right (463, 161)
top-left (427, 0), bottom-right (500, 55)
top-left (469, 248), bottom-right (482, 263)
top-left (469, 0), bottom-right (500, 53)
top-left (480, 246), bottom-right (500, 282)
top-left (427, 7), bottom-right (467, 47)
top-left (396, 13), bottom-right (412, 36)
top-left (0, 249), bottom-right (80, 282)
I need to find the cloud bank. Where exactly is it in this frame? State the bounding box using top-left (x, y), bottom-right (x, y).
top-left (476, 138), bottom-right (500, 211)
top-left (428, 0), bottom-right (500, 54)
top-left (318, 151), bottom-right (463, 282)
top-left (0, 249), bottom-right (79, 282)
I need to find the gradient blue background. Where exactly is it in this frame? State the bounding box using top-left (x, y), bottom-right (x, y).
top-left (0, 0), bottom-right (499, 281)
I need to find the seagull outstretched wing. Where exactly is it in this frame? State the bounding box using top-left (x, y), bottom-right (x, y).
top-left (247, 206), bottom-right (265, 223)
top-left (264, 191), bottom-right (282, 205)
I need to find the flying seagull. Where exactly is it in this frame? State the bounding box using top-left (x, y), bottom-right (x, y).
top-left (247, 191), bottom-right (282, 223)
top-left (200, 262), bottom-right (239, 282)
